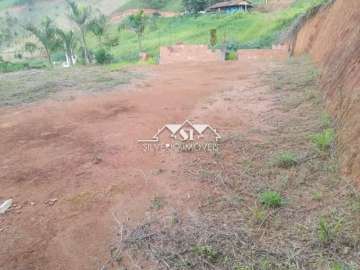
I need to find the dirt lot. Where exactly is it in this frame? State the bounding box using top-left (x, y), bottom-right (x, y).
top-left (0, 54), bottom-right (359, 270)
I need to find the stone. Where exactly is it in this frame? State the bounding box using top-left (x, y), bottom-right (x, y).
top-left (0, 199), bottom-right (13, 214)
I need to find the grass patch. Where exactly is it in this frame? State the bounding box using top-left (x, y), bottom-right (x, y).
top-left (0, 66), bottom-right (138, 106)
top-left (192, 245), bottom-right (221, 264)
top-left (251, 205), bottom-right (267, 224)
top-left (320, 112), bottom-right (332, 128)
top-left (273, 151), bottom-right (298, 168)
top-left (312, 191), bottom-right (323, 201)
top-left (120, 0), bottom-right (183, 12)
top-left (317, 216), bottom-right (343, 244)
top-left (259, 191), bottom-right (283, 208)
top-left (312, 128), bottom-right (335, 151)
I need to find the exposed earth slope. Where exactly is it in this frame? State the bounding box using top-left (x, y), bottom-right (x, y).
top-left (293, 0), bottom-right (360, 182)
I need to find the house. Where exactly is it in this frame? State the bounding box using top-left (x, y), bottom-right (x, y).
top-left (207, 0), bottom-right (254, 13)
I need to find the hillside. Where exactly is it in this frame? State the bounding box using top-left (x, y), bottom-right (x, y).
top-left (93, 0), bottom-right (327, 65)
top-left (0, 0), bottom-right (327, 68)
top-left (0, 0), bottom-right (129, 26)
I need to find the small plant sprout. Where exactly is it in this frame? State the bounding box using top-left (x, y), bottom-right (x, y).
top-left (151, 196), bottom-right (166, 210)
top-left (259, 191), bottom-right (283, 208)
top-left (274, 151), bottom-right (297, 168)
top-left (320, 112), bottom-right (332, 128)
top-left (312, 128), bottom-right (335, 151)
top-left (251, 206), bottom-right (267, 224)
top-left (312, 191), bottom-right (323, 201)
top-left (317, 216), bottom-right (343, 244)
top-left (192, 245), bottom-right (220, 263)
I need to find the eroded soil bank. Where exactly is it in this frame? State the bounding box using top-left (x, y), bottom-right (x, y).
top-left (293, 0), bottom-right (360, 182)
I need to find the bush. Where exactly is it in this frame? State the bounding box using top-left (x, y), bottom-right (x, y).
top-left (0, 58), bottom-right (46, 73)
top-left (225, 51), bottom-right (238, 61)
top-left (94, 48), bottom-right (113, 64)
top-left (259, 191), bottom-right (283, 208)
top-left (52, 51), bottom-right (66, 62)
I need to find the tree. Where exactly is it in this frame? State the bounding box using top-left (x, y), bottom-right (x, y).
top-left (182, 0), bottom-right (208, 14)
top-left (0, 14), bottom-right (18, 46)
top-left (25, 17), bottom-right (58, 67)
top-left (139, 0), bottom-right (166, 9)
top-left (24, 42), bottom-right (37, 56)
top-left (126, 10), bottom-right (147, 52)
top-left (56, 28), bottom-right (76, 66)
top-left (66, 0), bottom-right (92, 64)
top-left (88, 14), bottom-right (108, 45)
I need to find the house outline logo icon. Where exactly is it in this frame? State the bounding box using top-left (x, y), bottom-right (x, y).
top-left (138, 120), bottom-right (221, 143)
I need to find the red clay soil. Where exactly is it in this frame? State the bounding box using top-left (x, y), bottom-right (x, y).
top-left (0, 56), bottom-right (278, 270)
top-left (293, 0), bottom-right (360, 183)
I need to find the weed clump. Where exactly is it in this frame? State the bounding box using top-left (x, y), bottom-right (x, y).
top-left (225, 51), bottom-right (238, 61)
top-left (259, 191), bottom-right (283, 208)
top-left (274, 151), bottom-right (298, 168)
top-left (95, 48), bottom-right (113, 64)
top-left (317, 216), bottom-right (343, 244)
top-left (312, 128), bottom-right (335, 151)
top-left (192, 245), bottom-right (220, 263)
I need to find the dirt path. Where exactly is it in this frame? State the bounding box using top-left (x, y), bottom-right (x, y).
top-left (0, 57), bottom-right (281, 270)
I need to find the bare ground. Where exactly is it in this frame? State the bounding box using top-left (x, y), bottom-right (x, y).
top-left (0, 54), bottom-right (359, 270)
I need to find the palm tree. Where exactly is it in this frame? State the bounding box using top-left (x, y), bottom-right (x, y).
top-left (25, 17), bottom-right (58, 67)
top-left (66, 0), bottom-right (92, 64)
top-left (88, 14), bottom-right (108, 46)
top-left (56, 28), bottom-right (76, 66)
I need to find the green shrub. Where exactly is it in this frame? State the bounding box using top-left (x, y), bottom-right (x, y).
top-left (312, 128), bottom-right (335, 151)
top-left (52, 51), bottom-right (66, 62)
top-left (225, 51), bottom-right (238, 61)
top-left (146, 56), bottom-right (158, 65)
top-left (259, 191), bottom-right (283, 208)
top-left (274, 152), bottom-right (297, 168)
top-left (0, 59), bottom-right (45, 73)
top-left (94, 48), bottom-right (113, 64)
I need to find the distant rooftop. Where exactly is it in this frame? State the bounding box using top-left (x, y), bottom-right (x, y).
top-left (207, 0), bottom-right (254, 10)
